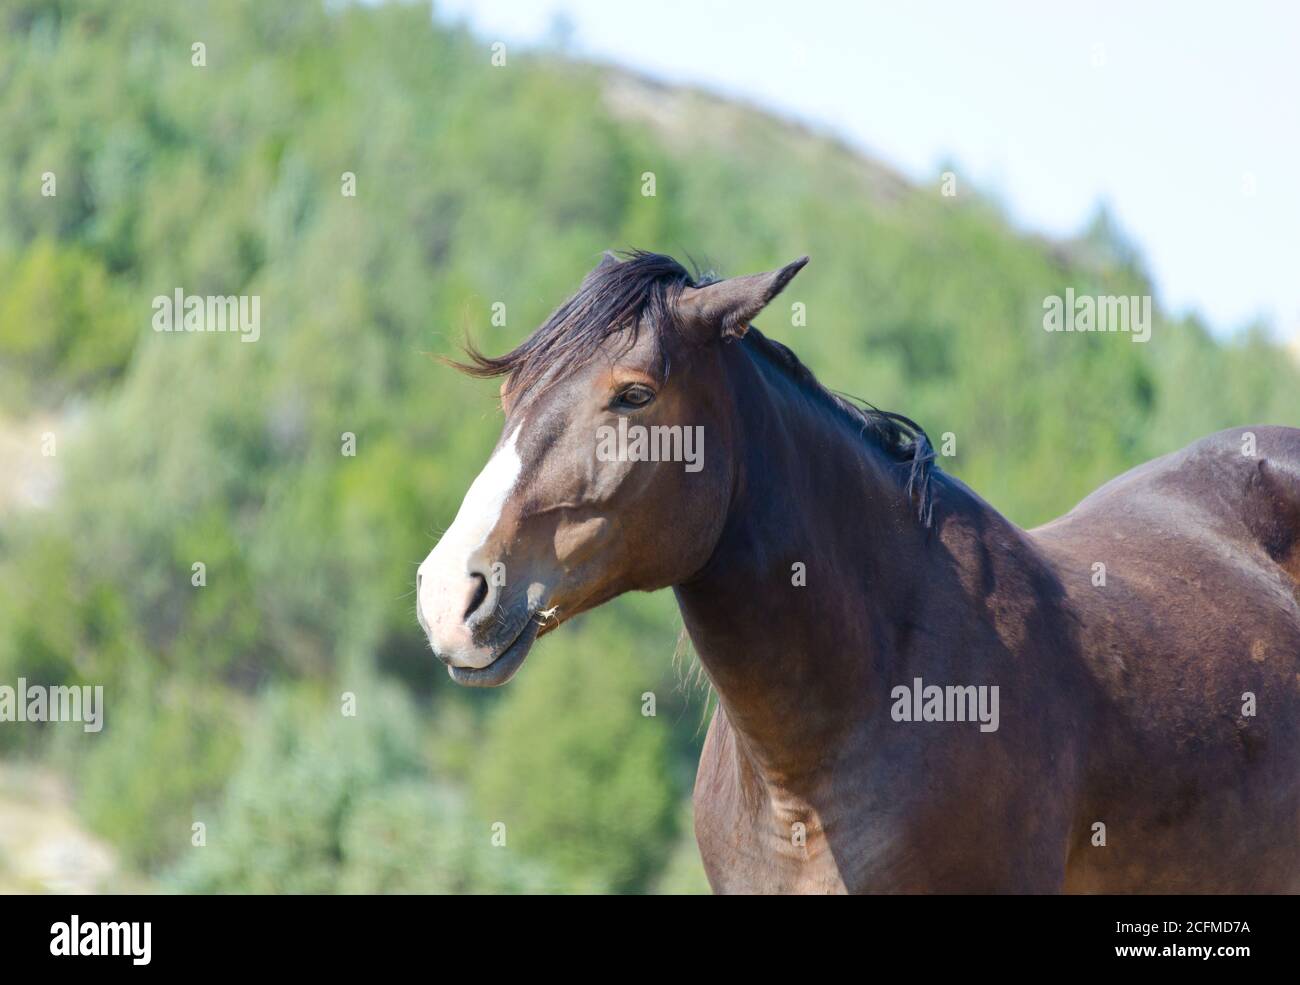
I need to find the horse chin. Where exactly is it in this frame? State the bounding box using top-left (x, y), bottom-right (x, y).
top-left (446, 618), bottom-right (541, 688)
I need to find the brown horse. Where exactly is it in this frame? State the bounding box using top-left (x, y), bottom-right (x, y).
top-left (416, 251), bottom-right (1300, 893)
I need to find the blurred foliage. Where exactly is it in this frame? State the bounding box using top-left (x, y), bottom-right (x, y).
top-left (472, 610), bottom-right (679, 893)
top-left (0, 240), bottom-right (135, 409)
top-left (167, 681), bottom-right (553, 893)
top-left (68, 673), bottom-right (243, 871)
top-left (0, 0), bottom-right (1297, 893)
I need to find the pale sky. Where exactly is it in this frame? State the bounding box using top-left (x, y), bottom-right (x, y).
top-left (436, 0), bottom-right (1300, 341)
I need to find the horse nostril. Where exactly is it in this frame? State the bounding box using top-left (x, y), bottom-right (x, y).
top-left (464, 572), bottom-right (490, 622)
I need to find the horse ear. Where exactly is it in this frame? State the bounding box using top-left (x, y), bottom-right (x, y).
top-left (676, 256), bottom-right (809, 341)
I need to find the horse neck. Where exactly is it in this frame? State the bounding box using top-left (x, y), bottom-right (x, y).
top-left (674, 341), bottom-right (940, 785)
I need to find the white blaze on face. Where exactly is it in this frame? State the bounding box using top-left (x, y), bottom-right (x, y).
top-left (418, 425), bottom-right (523, 666)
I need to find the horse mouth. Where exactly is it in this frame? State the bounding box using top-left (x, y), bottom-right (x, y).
top-left (446, 615), bottom-right (542, 688)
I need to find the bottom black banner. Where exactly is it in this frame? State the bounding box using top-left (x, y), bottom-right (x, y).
top-left (0, 893), bottom-right (1290, 972)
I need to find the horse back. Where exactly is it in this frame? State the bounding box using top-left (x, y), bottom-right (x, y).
top-left (1031, 425), bottom-right (1300, 891)
top-left (1036, 425), bottom-right (1300, 599)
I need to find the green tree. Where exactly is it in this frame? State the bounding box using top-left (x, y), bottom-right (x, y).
top-left (472, 622), bottom-right (679, 893)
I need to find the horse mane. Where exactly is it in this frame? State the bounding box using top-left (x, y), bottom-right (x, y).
top-left (740, 326), bottom-right (937, 526)
top-left (446, 249), bottom-right (695, 397)
top-left (447, 250), bottom-right (937, 525)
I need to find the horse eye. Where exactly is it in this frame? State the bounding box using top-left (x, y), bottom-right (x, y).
top-left (615, 385), bottom-right (655, 409)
